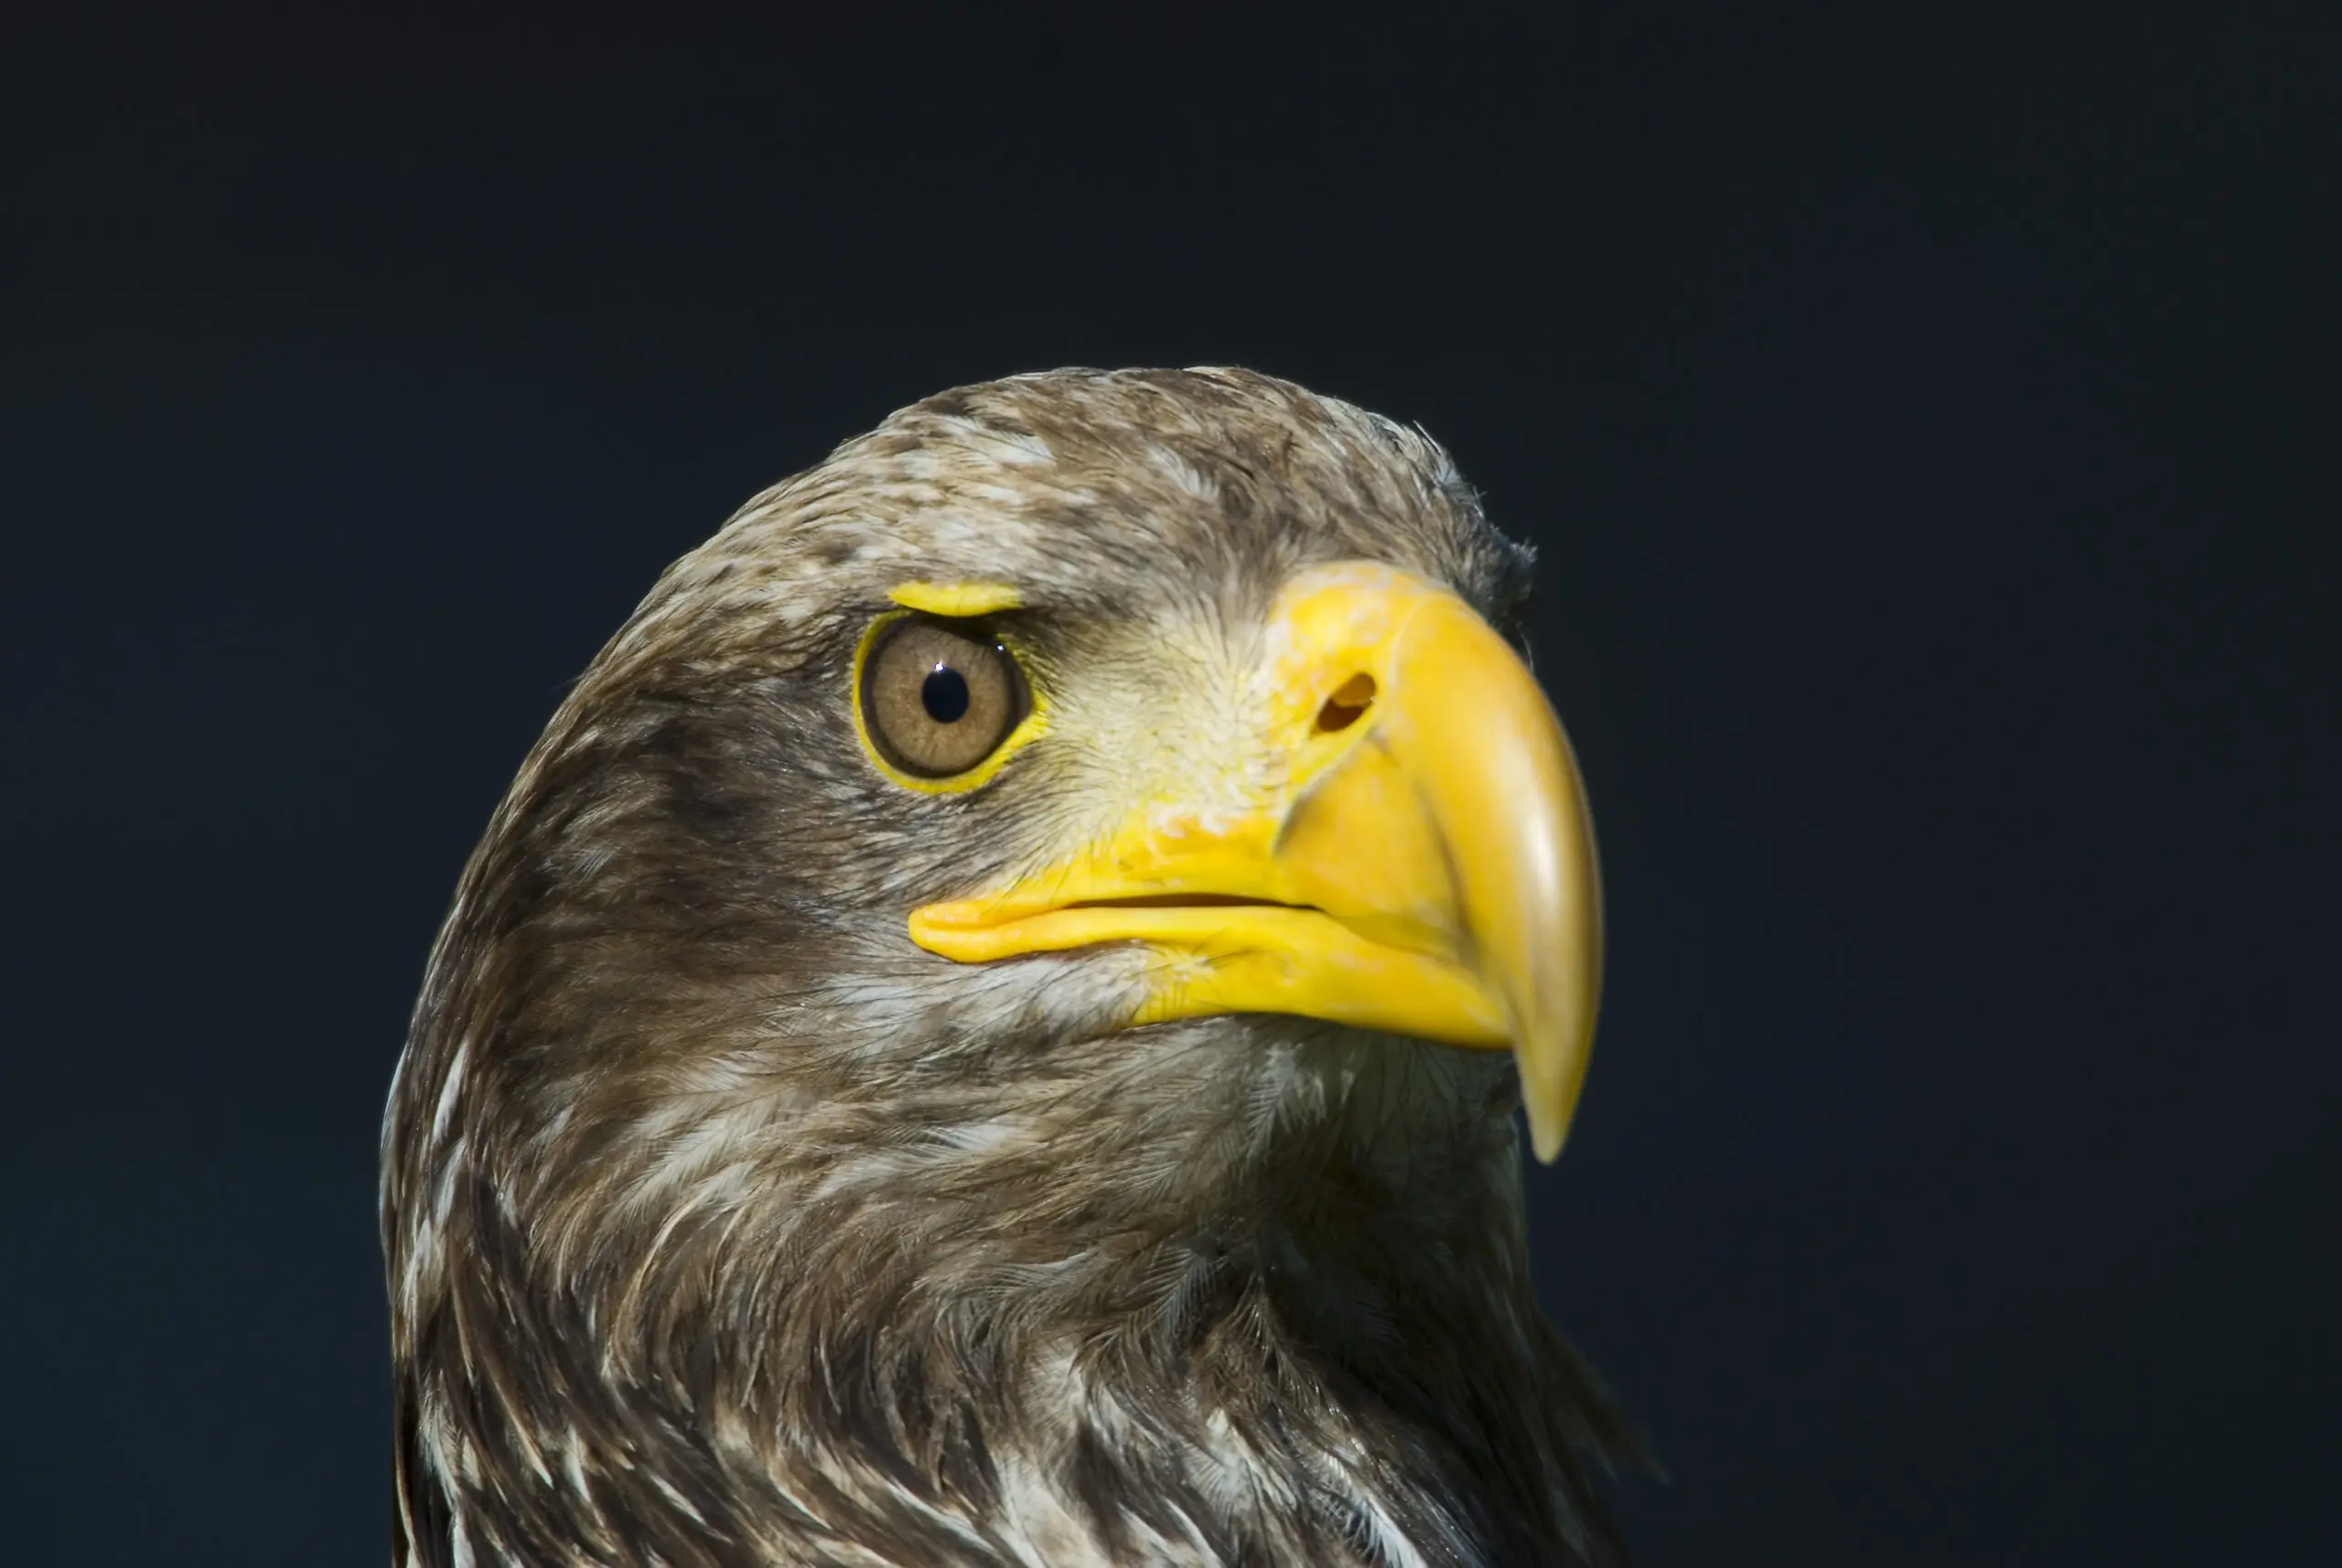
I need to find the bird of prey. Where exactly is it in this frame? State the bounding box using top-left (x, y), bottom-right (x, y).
top-left (382, 367), bottom-right (1631, 1568)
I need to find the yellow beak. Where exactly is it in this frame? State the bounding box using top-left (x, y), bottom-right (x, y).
top-left (909, 563), bottom-right (1604, 1161)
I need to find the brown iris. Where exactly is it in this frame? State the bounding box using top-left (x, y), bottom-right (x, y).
top-left (860, 617), bottom-right (1030, 779)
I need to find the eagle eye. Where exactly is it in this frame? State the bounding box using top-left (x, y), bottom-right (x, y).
top-left (858, 616), bottom-right (1031, 781)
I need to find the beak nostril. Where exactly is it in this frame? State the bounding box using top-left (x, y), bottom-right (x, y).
top-left (1315, 673), bottom-right (1378, 734)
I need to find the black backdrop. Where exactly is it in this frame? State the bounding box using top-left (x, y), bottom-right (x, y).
top-left (3, 6), bottom-right (2331, 1564)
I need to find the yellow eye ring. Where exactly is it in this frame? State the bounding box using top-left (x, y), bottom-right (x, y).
top-left (850, 609), bottom-right (1049, 794)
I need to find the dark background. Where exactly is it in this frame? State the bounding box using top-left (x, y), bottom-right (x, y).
top-left (3, 5), bottom-right (2331, 1563)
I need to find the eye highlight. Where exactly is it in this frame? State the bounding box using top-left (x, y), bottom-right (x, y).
top-left (856, 615), bottom-right (1033, 783)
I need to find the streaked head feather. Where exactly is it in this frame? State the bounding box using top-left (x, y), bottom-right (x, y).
top-left (383, 367), bottom-right (1629, 1568)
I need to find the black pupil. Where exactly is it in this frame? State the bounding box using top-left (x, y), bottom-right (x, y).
top-left (921, 665), bottom-right (971, 724)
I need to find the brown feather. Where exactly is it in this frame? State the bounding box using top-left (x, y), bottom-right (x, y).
top-left (382, 368), bottom-right (1635, 1567)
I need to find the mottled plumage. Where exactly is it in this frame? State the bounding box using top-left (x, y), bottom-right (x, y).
top-left (382, 368), bottom-right (1632, 1566)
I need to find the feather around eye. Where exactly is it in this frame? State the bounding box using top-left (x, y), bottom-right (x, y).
top-left (859, 617), bottom-right (1030, 780)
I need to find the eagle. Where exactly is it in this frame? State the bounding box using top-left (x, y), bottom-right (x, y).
top-left (381, 367), bottom-right (1633, 1567)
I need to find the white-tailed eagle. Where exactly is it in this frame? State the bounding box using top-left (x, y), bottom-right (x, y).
top-left (383, 368), bottom-right (1630, 1567)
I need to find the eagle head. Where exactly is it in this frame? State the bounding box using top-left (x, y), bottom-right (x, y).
top-left (383, 368), bottom-right (1629, 1567)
